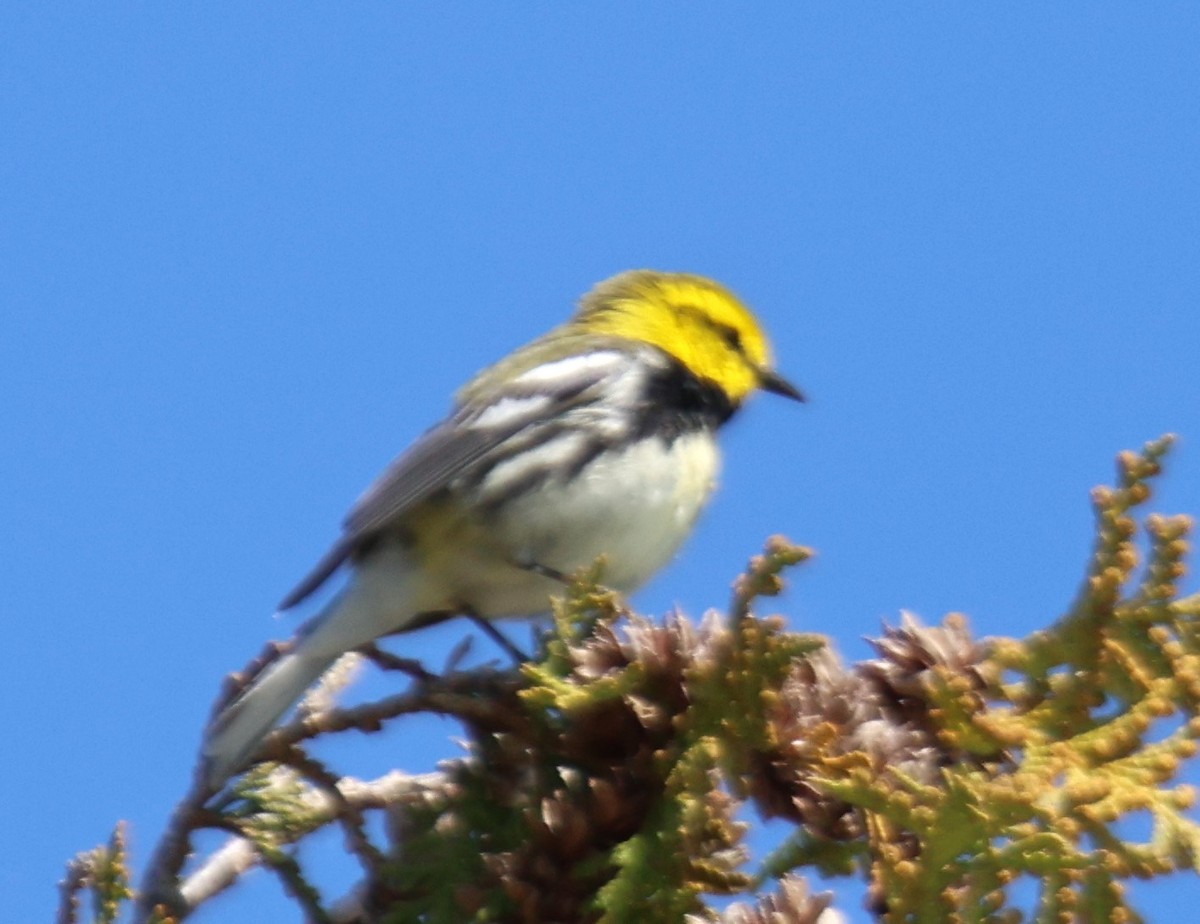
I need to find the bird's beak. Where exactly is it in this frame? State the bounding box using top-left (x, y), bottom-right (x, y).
top-left (758, 367), bottom-right (806, 403)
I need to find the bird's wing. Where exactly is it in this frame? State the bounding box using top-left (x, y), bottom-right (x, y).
top-left (275, 422), bottom-right (508, 609)
top-left (277, 350), bottom-right (634, 610)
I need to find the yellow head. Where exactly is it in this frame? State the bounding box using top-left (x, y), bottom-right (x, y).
top-left (572, 270), bottom-right (803, 405)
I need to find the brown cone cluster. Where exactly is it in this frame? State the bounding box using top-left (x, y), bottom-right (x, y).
top-left (374, 610), bottom-right (753, 922)
top-left (694, 875), bottom-right (836, 924)
top-left (749, 612), bottom-right (994, 842)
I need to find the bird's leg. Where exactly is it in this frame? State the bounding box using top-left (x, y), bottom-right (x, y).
top-left (510, 556), bottom-right (610, 658)
top-left (359, 643), bottom-right (437, 682)
top-left (464, 608), bottom-right (530, 664)
top-left (515, 559), bottom-right (572, 584)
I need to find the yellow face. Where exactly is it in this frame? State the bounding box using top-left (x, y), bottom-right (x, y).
top-left (573, 270), bottom-right (793, 404)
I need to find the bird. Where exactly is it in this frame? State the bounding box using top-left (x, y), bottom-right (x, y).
top-left (203, 269), bottom-right (803, 787)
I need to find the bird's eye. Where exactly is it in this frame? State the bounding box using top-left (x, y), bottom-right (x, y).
top-left (718, 325), bottom-right (743, 352)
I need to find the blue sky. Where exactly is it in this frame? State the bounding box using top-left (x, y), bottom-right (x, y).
top-left (5, 5), bottom-right (1199, 921)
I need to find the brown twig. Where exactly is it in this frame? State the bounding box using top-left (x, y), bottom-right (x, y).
top-left (359, 643), bottom-right (436, 681)
top-left (278, 747), bottom-right (388, 879)
top-left (56, 852), bottom-right (91, 924)
top-left (133, 758), bottom-right (215, 923)
top-left (253, 840), bottom-right (333, 924)
top-left (258, 667), bottom-right (526, 758)
top-left (208, 638), bottom-right (293, 720)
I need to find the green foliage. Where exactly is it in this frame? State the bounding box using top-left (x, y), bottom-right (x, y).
top-left (225, 763), bottom-right (330, 845)
top-left (758, 436), bottom-right (1200, 922)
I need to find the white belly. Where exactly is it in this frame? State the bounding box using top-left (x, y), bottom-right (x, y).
top-left (455, 432), bottom-right (721, 616)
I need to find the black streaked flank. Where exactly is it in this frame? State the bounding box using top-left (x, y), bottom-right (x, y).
top-left (465, 357), bottom-right (733, 509)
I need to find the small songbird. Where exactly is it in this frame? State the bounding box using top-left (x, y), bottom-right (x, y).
top-left (203, 270), bottom-right (803, 786)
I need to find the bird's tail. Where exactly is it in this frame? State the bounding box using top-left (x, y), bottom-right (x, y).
top-left (203, 550), bottom-right (425, 789)
top-left (203, 641), bottom-right (338, 789)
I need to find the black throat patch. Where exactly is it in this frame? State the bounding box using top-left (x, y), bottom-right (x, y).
top-left (635, 358), bottom-right (737, 442)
